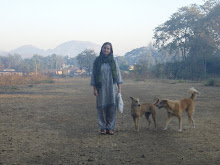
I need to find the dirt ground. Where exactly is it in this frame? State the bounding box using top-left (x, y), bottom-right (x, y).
top-left (0, 78), bottom-right (219, 165)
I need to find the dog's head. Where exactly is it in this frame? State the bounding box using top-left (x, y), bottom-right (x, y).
top-left (188, 87), bottom-right (200, 95)
top-left (156, 99), bottom-right (169, 109)
top-left (130, 97), bottom-right (141, 107)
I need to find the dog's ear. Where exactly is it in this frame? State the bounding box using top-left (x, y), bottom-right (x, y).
top-left (130, 97), bottom-right (134, 101)
top-left (161, 99), bottom-right (168, 104)
top-left (153, 98), bottom-right (160, 105)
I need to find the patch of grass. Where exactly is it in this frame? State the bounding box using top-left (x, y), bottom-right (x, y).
top-left (0, 74), bottom-right (55, 85)
top-left (135, 78), bottom-right (145, 81)
top-left (203, 78), bottom-right (220, 87)
top-left (175, 79), bottom-right (187, 83)
top-left (0, 85), bottom-right (19, 92)
top-left (10, 86), bottom-right (19, 90)
top-left (33, 79), bottom-right (55, 84)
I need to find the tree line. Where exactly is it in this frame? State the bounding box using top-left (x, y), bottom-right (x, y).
top-left (153, 0), bottom-right (220, 80)
top-left (0, 49), bottom-right (97, 74)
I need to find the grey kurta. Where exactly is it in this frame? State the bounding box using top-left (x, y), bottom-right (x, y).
top-left (91, 59), bottom-right (123, 109)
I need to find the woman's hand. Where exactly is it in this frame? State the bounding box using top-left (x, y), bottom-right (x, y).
top-left (118, 84), bottom-right (121, 94)
top-left (93, 86), bottom-right (98, 96)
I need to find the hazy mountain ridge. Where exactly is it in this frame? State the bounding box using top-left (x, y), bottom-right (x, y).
top-left (45, 41), bottom-right (100, 57)
top-left (6, 40), bottom-right (101, 58)
top-left (124, 46), bottom-right (181, 66)
top-left (0, 50), bottom-right (9, 56)
top-left (125, 47), bottom-right (160, 66)
top-left (2, 44), bottom-right (177, 66)
top-left (9, 45), bottom-right (45, 58)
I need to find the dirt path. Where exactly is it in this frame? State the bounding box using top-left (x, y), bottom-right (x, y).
top-left (0, 78), bottom-right (219, 164)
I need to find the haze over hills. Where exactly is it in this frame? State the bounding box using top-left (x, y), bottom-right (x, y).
top-left (5, 40), bottom-right (101, 58)
top-left (0, 50), bottom-right (9, 56)
top-left (1, 40), bottom-right (153, 60)
top-left (125, 47), bottom-right (157, 66)
top-left (1, 42), bottom-right (179, 66)
top-left (123, 46), bottom-right (182, 67)
top-left (47, 40), bottom-right (100, 57)
top-left (9, 45), bottom-right (45, 58)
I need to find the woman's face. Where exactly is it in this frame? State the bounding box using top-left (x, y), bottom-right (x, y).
top-left (101, 44), bottom-right (111, 56)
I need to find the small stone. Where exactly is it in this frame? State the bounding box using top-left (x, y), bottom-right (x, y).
top-left (88, 158), bottom-right (94, 162)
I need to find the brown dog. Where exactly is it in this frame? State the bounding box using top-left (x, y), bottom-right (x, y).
top-left (130, 97), bottom-right (159, 132)
top-left (156, 87), bottom-right (200, 132)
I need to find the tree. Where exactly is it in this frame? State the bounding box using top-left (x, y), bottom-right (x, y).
top-left (153, 0), bottom-right (220, 79)
top-left (130, 60), bottom-right (150, 80)
top-left (0, 56), bottom-right (5, 70)
top-left (115, 56), bottom-right (129, 71)
top-left (31, 55), bottom-right (44, 73)
top-left (154, 1), bottom-right (219, 58)
top-left (43, 54), bottom-right (64, 70)
top-left (76, 49), bottom-right (97, 75)
top-left (63, 55), bottom-right (77, 67)
top-left (19, 58), bottom-right (34, 73)
top-left (153, 4), bottom-right (203, 60)
top-left (0, 54), bottom-right (22, 69)
top-left (188, 1), bottom-right (220, 76)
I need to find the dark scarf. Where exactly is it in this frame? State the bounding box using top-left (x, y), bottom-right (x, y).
top-left (93, 53), bottom-right (118, 88)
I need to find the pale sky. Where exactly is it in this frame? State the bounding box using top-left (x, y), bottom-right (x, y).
top-left (0, 0), bottom-right (205, 55)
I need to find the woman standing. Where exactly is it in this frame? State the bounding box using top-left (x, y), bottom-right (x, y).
top-left (91, 42), bottom-right (123, 135)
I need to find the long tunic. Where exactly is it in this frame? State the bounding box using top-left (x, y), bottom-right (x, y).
top-left (90, 59), bottom-right (123, 109)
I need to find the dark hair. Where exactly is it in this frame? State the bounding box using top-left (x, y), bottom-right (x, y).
top-left (100, 42), bottom-right (113, 55)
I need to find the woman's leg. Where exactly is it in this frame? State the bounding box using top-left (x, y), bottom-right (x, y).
top-left (106, 105), bottom-right (116, 131)
top-left (97, 108), bottom-right (107, 131)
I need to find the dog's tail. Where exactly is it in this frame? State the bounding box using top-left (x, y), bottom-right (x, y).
top-left (188, 87), bottom-right (200, 100)
top-left (153, 98), bottom-right (160, 105)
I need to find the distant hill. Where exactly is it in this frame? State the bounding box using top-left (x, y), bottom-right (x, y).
top-left (124, 47), bottom-right (159, 67)
top-left (0, 50), bottom-right (9, 56)
top-left (10, 45), bottom-right (45, 58)
top-left (45, 40), bottom-right (100, 57)
top-left (9, 40), bottom-right (101, 58)
top-left (124, 46), bottom-right (181, 67)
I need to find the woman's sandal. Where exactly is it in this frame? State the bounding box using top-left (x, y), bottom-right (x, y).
top-left (108, 130), bottom-right (114, 135)
top-left (100, 130), bottom-right (107, 135)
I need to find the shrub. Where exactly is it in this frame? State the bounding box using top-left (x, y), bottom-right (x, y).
top-left (204, 78), bottom-right (219, 87)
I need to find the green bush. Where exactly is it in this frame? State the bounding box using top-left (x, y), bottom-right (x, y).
top-left (204, 78), bottom-right (218, 86)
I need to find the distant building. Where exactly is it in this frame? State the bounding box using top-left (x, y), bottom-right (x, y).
top-left (74, 69), bottom-right (86, 75)
top-left (0, 69), bottom-right (23, 76)
top-left (56, 70), bottom-right (63, 75)
top-left (42, 69), bottom-right (62, 75)
top-left (129, 65), bottom-right (135, 70)
top-left (42, 67), bottom-right (86, 76)
top-left (3, 69), bottom-right (16, 72)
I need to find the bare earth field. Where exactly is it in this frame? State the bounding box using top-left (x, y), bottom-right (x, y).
top-left (0, 78), bottom-right (220, 165)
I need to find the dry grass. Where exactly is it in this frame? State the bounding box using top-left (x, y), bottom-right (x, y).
top-left (0, 78), bottom-right (219, 164)
top-left (0, 74), bottom-right (54, 85)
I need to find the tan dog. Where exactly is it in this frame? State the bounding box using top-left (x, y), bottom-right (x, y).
top-left (130, 97), bottom-right (159, 132)
top-left (156, 87), bottom-right (200, 132)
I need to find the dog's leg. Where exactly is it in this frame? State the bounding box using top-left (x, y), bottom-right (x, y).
top-left (145, 113), bottom-right (151, 129)
top-left (187, 108), bottom-right (195, 128)
top-left (164, 113), bottom-right (172, 130)
top-left (178, 115), bottom-right (182, 132)
top-left (191, 117), bottom-right (195, 128)
top-left (190, 117), bottom-right (195, 128)
top-left (133, 117), bottom-right (137, 131)
top-left (187, 112), bottom-right (195, 128)
top-left (137, 117), bottom-right (141, 132)
top-left (152, 112), bottom-right (157, 130)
